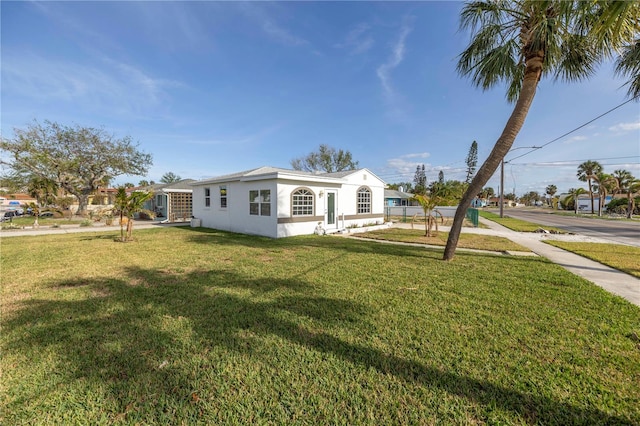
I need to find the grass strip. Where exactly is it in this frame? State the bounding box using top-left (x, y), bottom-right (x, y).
top-left (544, 241), bottom-right (640, 278)
top-left (351, 227), bottom-right (531, 253)
top-left (479, 210), bottom-right (565, 233)
top-left (2, 227), bottom-right (639, 424)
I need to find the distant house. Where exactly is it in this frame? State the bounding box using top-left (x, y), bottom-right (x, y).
top-left (471, 197), bottom-right (487, 208)
top-left (134, 179), bottom-right (195, 222)
top-left (384, 189), bottom-right (418, 206)
top-left (191, 167), bottom-right (386, 238)
top-left (0, 194), bottom-right (37, 208)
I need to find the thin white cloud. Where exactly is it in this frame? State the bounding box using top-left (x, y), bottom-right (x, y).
top-left (383, 152), bottom-right (431, 177)
top-left (3, 52), bottom-right (185, 119)
top-left (401, 152), bottom-right (430, 159)
top-left (564, 135), bottom-right (587, 144)
top-left (609, 121), bottom-right (640, 133)
top-left (335, 23), bottom-right (374, 55)
top-left (376, 19), bottom-right (412, 98)
top-left (184, 124), bottom-right (283, 146)
top-left (261, 20), bottom-right (308, 46)
top-left (239, 3), bottom-right (308, 47)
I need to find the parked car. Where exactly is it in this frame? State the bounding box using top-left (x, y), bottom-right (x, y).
top-left (1, 211), bottom-right (19, 222)
top-left (39, 211), bottom-right (55, 217)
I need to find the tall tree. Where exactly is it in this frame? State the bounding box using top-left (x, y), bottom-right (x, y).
top-left (387, 182), bottom-right (413, 192)
top-left (0, 120), bottom-right (152, 217)
top-left (465, 140), bottom-right (478, 184)
top-left (443, 1), bottom-right (639, 260)
top-left (413, 165), bottom-right (427, 195)
top-left (577, 160), bottom-right (603, 214)
top-left (612, 169), bottom-right (638, 218)
top-left (590, 172), bottom-right (614, 216)
top-left (545, 184), bottom-right (557, 207)
top-left (160, 172), bottom-right (182, 184)
top-left (438, 170), bottom-right (445, 184)
top-left (290, 144), bottom-right (359, 173)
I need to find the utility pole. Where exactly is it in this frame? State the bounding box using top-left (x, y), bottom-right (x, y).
top-left (499, 146), bottom-right (540, 218)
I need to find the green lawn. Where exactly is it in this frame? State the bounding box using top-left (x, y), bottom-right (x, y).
top-left (480, 210), bottom-right (566, 233)
top-left (2, 227), bottom-right (639, 424)
top-left (544, 241), bottom-right (640, 278)
top-left (352, 227), bottom-right (531, 253)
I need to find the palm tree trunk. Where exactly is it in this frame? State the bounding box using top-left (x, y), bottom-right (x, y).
top-left (126, 216), bottom-right (134, 240)
top-left (444, 58), bottom-right (542, 260)
top-left (588, 179), bottom-right (595, 215)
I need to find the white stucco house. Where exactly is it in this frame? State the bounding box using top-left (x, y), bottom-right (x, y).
top-left (191, 166), bottom-right (386, 238)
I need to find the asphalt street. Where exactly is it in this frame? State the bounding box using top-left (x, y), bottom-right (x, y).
top-left (497, 208), bottom-right (640, 247)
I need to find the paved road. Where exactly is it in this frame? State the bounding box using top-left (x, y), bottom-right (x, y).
top-left (499, 209), bottom-right (640, 247)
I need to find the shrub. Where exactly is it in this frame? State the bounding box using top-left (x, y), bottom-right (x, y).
top-left (606, 197), bottom-right (639, 215)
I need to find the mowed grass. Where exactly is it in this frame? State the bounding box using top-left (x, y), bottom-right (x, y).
top-left (479, 210), bottom-right (565, 233)
top-left (352, 227), bottom-right (531, 252)
top-left (2, 227), bottom-right (640, 425)
top-left (544, 241), bottom-right (640, 278)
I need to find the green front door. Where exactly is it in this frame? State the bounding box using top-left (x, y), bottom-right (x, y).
top-left (327, 192), bottom-right (336, 225)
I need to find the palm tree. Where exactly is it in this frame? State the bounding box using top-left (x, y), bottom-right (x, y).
top-left (566, 187), bottom-right (587, 214)
top-left (413, 193), bottom-right (442, 237)
top-left (612, 170), bottom-right (639, 218)
top-left (27, 177), bottom-right (59, 227)
top-left (545, 184), bottom-right (557, 208)
top-left (113, 186), bottom-right (153, 242)
top-left (443, 1), bottom-right (639, 261)
top-left (160, 172), bottom-right (182, 184)
top-left (577, 160), bottom-right (603, 214)
top-left (627, 179), bottom-right (640, 218)
top-left (615, 37), bottom-right (640, 99)
top-left (590, 172), bottom-right (614, 216)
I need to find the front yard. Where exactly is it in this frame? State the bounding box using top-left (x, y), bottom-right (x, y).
top-left (2, 227), bottom-right (639, 424)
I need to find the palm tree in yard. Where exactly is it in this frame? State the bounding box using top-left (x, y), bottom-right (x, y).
top-left (413, 193), bottom-right (442, 237)
top-left (577, 160), bottom-right (603, 214)
top-left (114, 186), bottom-right (153, 242)
top-left (443, 1), bottom-right (639, 261)
top-left (27, 177), bottom-right (59, 227)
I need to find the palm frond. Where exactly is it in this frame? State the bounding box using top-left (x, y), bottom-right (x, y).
top-left (615, 38), bottom-right (640, 99)
top-left (554, 33), bottom-right (600, 82)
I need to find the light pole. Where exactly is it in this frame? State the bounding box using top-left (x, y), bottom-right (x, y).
top-left (499, 146), bottom-right (540, 218)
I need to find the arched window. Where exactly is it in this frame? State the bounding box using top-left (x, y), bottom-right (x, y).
top-left (357, 187), bottom-right (371, 214)
top-left (292, 188), bottom-right (314, 216)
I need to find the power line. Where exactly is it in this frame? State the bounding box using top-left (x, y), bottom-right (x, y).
top-left (506, 95), bottom-right (639, 163)
top-left (509, 155), bottom-right (640, 166)
top-left (379, 95), bottom-right (638, 183)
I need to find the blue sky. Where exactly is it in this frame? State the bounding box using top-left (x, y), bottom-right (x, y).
top-left (2, 1), bottom-right (639, 196)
